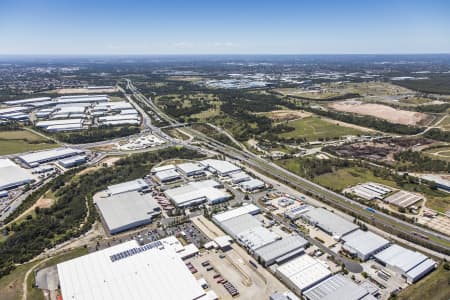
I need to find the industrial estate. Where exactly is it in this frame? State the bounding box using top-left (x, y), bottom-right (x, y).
top-left (0, 54), bottom-right (449, 300)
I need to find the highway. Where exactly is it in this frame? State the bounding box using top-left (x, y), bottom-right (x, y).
top-left (124, 79), bottom-right (450, 257)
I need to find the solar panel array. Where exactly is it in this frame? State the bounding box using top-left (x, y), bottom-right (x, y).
top-left (110, 240), bottom-right (163, 262)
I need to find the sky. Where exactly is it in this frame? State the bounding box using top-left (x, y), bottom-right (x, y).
top-left (0, 0), bottom-right (449, 55)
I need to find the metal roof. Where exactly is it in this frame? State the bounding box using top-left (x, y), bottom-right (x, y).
top-left (255, 235), bottom-right (308, 263)
top-left (221, 214), bottom-right (262, 237)
top-left (107, 179), bottom-right (148, 195)
top-left (237, 226), bottom-right (280, 250)
top-left (155, 169), bottom-right (181, 181)
top-left (277, 255), bottom-right (331, 292)
top-left (57, 239), bottom-right (205, 300)
top-left (0, 159), bottom-right (35, 190)
top-left (239, 178), bottom-right (265, 190)
top-left (342, 230), bottom-right (390, 258)
top-left (176, 162), bottom-right (205, 174)
top-left (405, 258), bottom-right (436, 280)
top-left (212, 204), bottom-right (260, 223)
top-left (302, 208), bottom-right (358, 238)
top-left (164, 179), bottom-right (230, 207)
top-left (200, 159), bottom-right (241, 175)
top-left (18, 148), bottom-right (84, 165)
top-left (95, 191), bottom-right (159, 233)
top-left (374, 245), bottom-right (428, 273)
top-left (303, 274), bottom-right (369, 300)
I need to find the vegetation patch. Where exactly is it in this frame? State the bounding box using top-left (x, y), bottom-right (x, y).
top-left (0, 130), bottom-right (57, 155)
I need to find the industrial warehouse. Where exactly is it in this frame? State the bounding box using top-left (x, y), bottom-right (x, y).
top-left (374, 245), bottom-right (436, 283)
top-left (341, 229), bottom-right (391, 261)
top-left (57, 239), bottom-right (207, 300)
top-left (1, 94), bottom-right (141, 131)
top-left (17, 147), bottom-right (86, 167)
top-left (95, 191), bottom-right (161, 234)
top-left (164, 179), bottom-right (231, 207)
top-left (0, 158), bottom-right (35, 190)
top-left (301, 207), bottom-right (359, 240)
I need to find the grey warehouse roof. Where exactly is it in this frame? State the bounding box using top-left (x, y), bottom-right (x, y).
top-left (255, 235), bottom-right (308, 263)
top-left (303, 274), bottom-right (370, 300)
top-left (0, 159), bottom-right (35, 190)
top-left (221, 213), bottom-right (262, 237)
top-left (107, 179), bottom-right (148, 195)
top-left (302, 208), bottom-right (358, 238)
top-left (342, 230), bottom-right (390, 258)
top-left (95, 191), bottom-right (159, 233)
top-left (374, 244), bottom-right (428, 273)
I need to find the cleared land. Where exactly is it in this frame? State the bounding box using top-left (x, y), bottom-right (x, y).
top-left (329, 101), bottom-right (429, 126)
top-left (274, 88), bottom-right (341, 99)
top-left (439, 115), bottom-right (450, 131)
top-left (279, 116), bottom-right (365, 141)
top-left (56, 87), bottom-right (117, 94)
top-left (0, 130), bottom-right (57, 155)
top-left (262, 109), bottom-right (311, 121)
top-left (423, 146), bottom-right (450, 162)
top-left (397, 264), bottom-right (450, 300)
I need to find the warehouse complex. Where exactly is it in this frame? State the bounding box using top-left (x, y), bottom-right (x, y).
top-left (200, 159), bottom-right (241, 176)
top-left (346, 182), bottom-right (392, 200)
top-left (0, 159), bottom-right (35, 190)
top-left (301, 207), bottom-right (358, 239)
top-left (57, 239), bottom-right (207, 300)
top-left (95, 191), bottom-right (160, 234)
top-left (374, 245), bottom-right (436, 283)
top-left (383, 191), bottom-right (423, 208)
top-left (2, 94), bottom-right (141, 131)
top-left (18, 147), bottom-right (85, 167)
top-left (107, 179), bottom-right (149, 195)
top-left (341, 229), bottom-right (390, 261)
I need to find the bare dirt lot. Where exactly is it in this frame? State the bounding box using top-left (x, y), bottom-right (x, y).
top-left (56, 87), bottom-right (118, 94)
top-left (329, 101), bottom-right (429, 125)
top-left (264, 110), bottom-right (312, 121)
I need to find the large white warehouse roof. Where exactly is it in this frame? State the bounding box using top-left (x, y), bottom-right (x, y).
top-left (164, 179), bottom-right (230, 207)
top-left (212, 203), bottom-right (260, 223)
top-left (342, 229), bottom-right (390, 260)
top-left (277, 255), bottom-right (331, 293)
top-left (200, 159), bottom-right (241, 175)
top-left (303, 274), bottom-right (371, 300)
top-left (107, 179), bottom-right (148, 195)
top-left (302, 208), bottom-right (358, 239)
top-left (0, 159), bottom-right (35, 190)
top-left (95, 191), bottom-right (160, 234)
top-left (57, 239), bottom-right (205, 300)
top-left (18, 148), bottom-right (85, 166)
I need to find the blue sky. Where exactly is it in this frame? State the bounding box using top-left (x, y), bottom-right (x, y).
top-left (0, 0), bottom-right (449, 55)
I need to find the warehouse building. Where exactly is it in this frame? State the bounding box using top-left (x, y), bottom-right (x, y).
top-left (46, 123), bottom-right (84, 132)
top-left (212, 204), bottom-right (260, 223)
top-left (276, 255), bottom-right (332, 295)
top-left (107, 179), bottom-right (149, 195)
top-left (18, 148), bottom-right (85, 167)
top-left (421, 174), bottom-right (450, 192)
top-left (348, 182), bottom-right (392, 200)
top-left (176, 162), bottom-right (205, 177)
top-left (165, 179), bottom-right (231, 207)
top-left (154, 169), bottom-right (181, 183)
top-left (151, 164), bottom-right (176, 174)
top-left (95, 191), bottom-right (160, 234)
top-left (4, 97), bottom-right (51, 106)
top-left (254, 235), bottom-right (308, 266)
top-left (341, 230), bottom-right (390, 261)
top-left (220, 213), bottom-right (262, 238)
top-left (36, 118), bottom-right (84, 130)
top-left (285, 205), bottom-right (311, 220)
top-left (0, 159), bottom-right (35, 190)
top-left (237, 225), bottom-right (280, 251)
top-left (239, 178), bottom-right (265, 192)
top-left (383, 191), bottom-right (423, 208)
top-left (230, 171), bottom-right (251, 184)
top-left (58, 155), bottom-right (87, 168)
top-left (303, 274), bottom-right (375, 300)
top-left (200, 159), bottom-right (241, 176)
top-left (301, 208), bottom-right (358, 240)
top-left (57, 239), bottom-right (206, 300)
top-left (374, 245), bottom-right (436, 283)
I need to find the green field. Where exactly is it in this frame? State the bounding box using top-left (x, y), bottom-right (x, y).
top-left (0, 130), bottom-right (57, 155)
top-left (398, 264), bottom-right (450, 300)
top-left (279, 116), bottom-right (365, 141)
